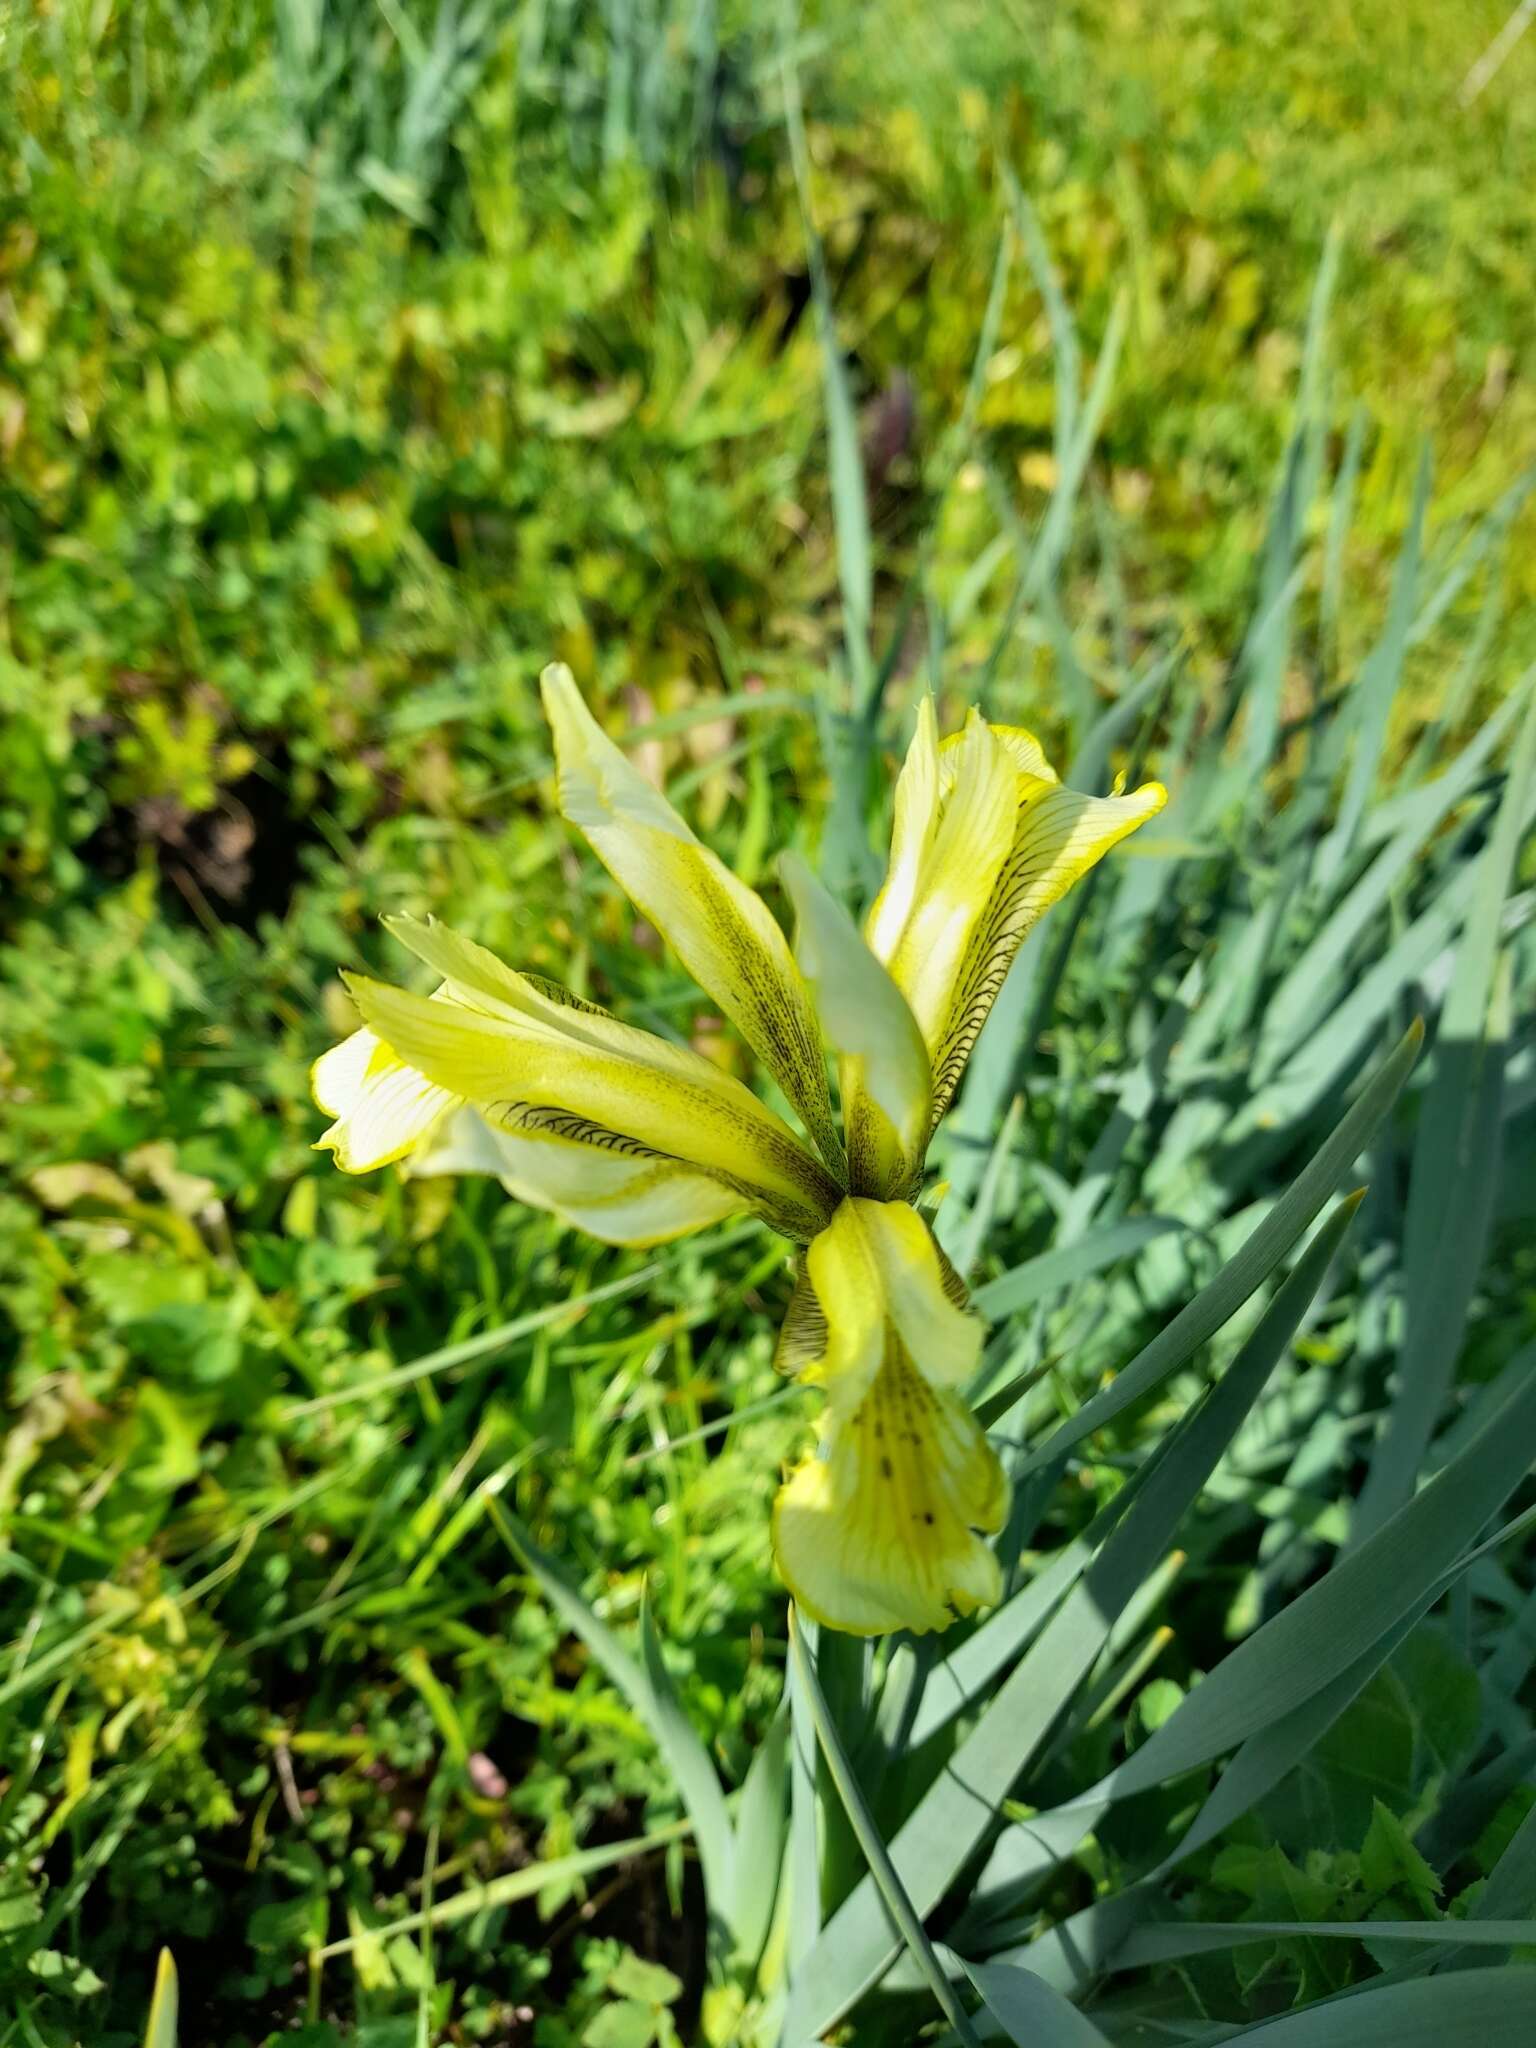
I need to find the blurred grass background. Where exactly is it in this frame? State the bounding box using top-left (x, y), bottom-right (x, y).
top-left (1, 2), bottom-right (1533, 2043)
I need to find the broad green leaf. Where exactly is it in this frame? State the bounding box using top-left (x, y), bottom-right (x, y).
top-left (1253, 691), bottom-right (1522, 1078)
top-left (1315, 440), bottom-right (1432, 889)
top-left (1218, 1966), bottom-right (1536, 2045)
top-left (1114, 1920), bottom-right (1536, 1966)
top-left (1041, 1330), bottom-right (1536, 1827)
top-left (1355, 688), bottom-right (1536, 1532)
top-left (1320, 404), bottom-right (1367, 663)
top-left (964, 1196), bottom-right (1363, 1925)
top-left (727, 1704), bottom-right (789, 1975)
top-left (905, 1530), bottom-right (1090, 1751)
top-left (945, 1093), bottom-right (1024, 1276)
top-left (973, 1215), bottom-right (1188, 1324)
top-left (787, 1613), bottom-right (822, 1972)
top-left (965, 1958), bottom-right (1114, 2046)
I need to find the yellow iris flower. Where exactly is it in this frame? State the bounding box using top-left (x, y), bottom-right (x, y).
top-left (313, 665), bottom-right (1164, 1635)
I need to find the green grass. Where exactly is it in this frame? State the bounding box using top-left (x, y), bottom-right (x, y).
top-left (1, 3), bottom-right (1533, 2044)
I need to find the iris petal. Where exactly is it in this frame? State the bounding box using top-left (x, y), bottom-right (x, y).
top-left (781, 852), bottom-right (931, 1201)
top-left (774, 1348), bottom-right (1007, 1636)
top-left (409, 1105), bottom-right (746, 1246)
top-left (773, 1197), bottom-right (1004, 1635)
top-left (312, 1027), bottom-right (457, 1171)
top-left (928, 776), bottom-right (1166, 1123)
top-left (343, 950), bottom-right (841, 1242)
top-left (541, 664), bottom-right (844, 1175)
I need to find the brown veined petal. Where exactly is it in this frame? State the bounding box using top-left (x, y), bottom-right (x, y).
top-left (343, 956), bottom-right (842, 1243)
top-left (870, 710), bottom-right (1020, 1061)
top-left (773, 1351), bottom-right (1007, 1637)
top-left (771, 1197), bottom-right (1002, 1636)
top-left (927, 775), bottom-right (1167, 1125)
top-left (541, 663), bottom-right (845, 1177)
top-left (408, 1104), bottom-right (750, 1247)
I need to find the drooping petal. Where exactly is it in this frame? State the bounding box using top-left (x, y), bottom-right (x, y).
top-left (343, 958), bottom-right (841, 1243)
top-left (541, 664), bottom-right (843, 1175)
top-left (773, 1350), bottom-right (1007, 1636)
top-left (866, 708), bottom-right (1020, 1059)
top-left (312, 1027), bottom-right (458, 1171)
top-left (927, 776), bottom-right (1166, 1123)
top-left (409, 1105), bottom-right (746, 1247)
top-left (801, 1199), bottom-right (889, 1409)
top-left (864, 701), bottom-right (1166, 1139)
top-left (780, 851), bottom-right (931, 1201)
top-left (771, 1196), bottom-right (1002, 1635)
top-left (850, 1197), bottom-right (982, 1389)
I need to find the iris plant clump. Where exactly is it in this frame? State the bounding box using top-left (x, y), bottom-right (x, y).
top-left (314, 667), bottom-right (1163, 1634)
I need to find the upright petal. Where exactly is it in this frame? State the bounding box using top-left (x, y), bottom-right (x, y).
top-left (541, 664), bottom-right (843, 1175)
top-left (865, 694), bottom-right (941, 963)
top-left (927, 775), bottom-right (1166, 1123)
top-left (772, 1197), bottom-right (1004, 1635)
top-left (866, 708), bottom-right (1020, 1059)
top-left (852, 1197), bottom-right (982, 1388)
top-left (801, 1199), bottom-right (889, 1409)
top-left (780, 852), bottom-right (931, 1201)
top-left (865, 702), bottom-right (1166, 1137)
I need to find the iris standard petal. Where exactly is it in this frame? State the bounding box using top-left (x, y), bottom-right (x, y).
top-left (408, 1105), bottom-right (746, 1247)
top-left (343, 964), bottom-right (842, 1243)
top-left (780, 851), bottom-right (931, 1201)
top-left (868, 709), bottom-right (1020, 1059)
top-left (312, 1026), bottom-right (458, 1171)
top-left (927, 774), bottom-right (1166, 1123)
top-left (865, 693), bottom-right (941, 964)
top-left (541, 664), bottom-right (844, 1175)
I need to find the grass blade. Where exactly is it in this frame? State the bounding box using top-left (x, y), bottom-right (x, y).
top-left (283, 1265), bottom-right (661, 1418)
top-left (143, 1951), bottom-right (178, 2048)
top-left (314, 1820), bottom-right (690, 1956)
top-left (491, 1507), bottom-right (736, 1930)
top-left (966, 1957), bottom-right (1114, 2046)
top-left (790, 1610), bottom-right (984, 2047)
top-left (1216, 1967), bottom-right (1536, 2045)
